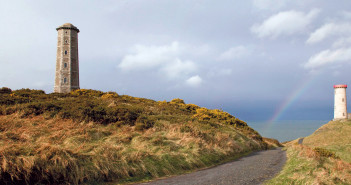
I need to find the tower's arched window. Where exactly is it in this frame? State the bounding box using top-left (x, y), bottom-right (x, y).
top-left (65, 40), bottom-right (68, 44)
top-left (64, 63), bottom-right (67, 68)
top-left (64, 78), bottom-right (67, 83)
top-left (342, 98), bottom-right (345, 102)
top-left (64, 50), bottom-right (67, 55)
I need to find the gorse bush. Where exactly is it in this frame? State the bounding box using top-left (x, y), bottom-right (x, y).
top-left (70, 89), bottom-right (104, 97)
top-left (12, 88), bottom-right (45, 97)
top-left (193, 108), bottom-right (248, 127)
top-left (313, 147), bottom-right (340, 159)
top-left (101, 92), bottom-right (119, 99)
top-left (0, 87), bottom-right (12, 94)
top-left (170, 98), bottom-right (185, 104)
top-left (183, 104), bottom-right (200, 113)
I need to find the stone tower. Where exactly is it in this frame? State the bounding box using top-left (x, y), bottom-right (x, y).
top-left (54, 23), bottom-right (80, 93)
top-left (334, 84), bottom-right (347, 120)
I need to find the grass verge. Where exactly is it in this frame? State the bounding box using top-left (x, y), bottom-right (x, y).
top-left (266, 120), bottom-right (351, 184)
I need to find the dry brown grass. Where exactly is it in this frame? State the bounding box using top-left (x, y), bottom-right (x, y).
top-left (0, 114), bottom-right (266, 184)
top-left (262, 137), bottom-right (283, 148)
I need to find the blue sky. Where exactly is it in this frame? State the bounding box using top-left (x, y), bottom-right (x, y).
top-left (1, 0), bottom-right (351, 121)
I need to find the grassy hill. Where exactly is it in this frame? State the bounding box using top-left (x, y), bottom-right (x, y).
top-left (0, 87), bottom-right (273, 184)
top-left (267, 120), bottom-right (351, 184)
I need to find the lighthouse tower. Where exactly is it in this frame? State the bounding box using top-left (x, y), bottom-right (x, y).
top-left (334, 84), bottom-right (348, 120)
top-left (54, 23), bottom-right (80, 93)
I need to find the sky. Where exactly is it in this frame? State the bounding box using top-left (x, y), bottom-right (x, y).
top-left (1, 0), bottom-right (351, 122)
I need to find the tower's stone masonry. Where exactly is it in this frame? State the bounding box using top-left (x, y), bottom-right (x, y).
top-left (54, 23), bottom-right (80, 93)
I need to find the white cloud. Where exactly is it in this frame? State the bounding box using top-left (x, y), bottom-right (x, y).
top-left (118, 41), bottom-right (180, 70)
top-left (218, 46), bottom-right (249, 61)
top-left (251, 9), bottom-right (320, 38)
top-left (304, 47), bottom-right (351, 69)
top-left (253, 0), bottom-right (287, 11)
top-left (161, 59), bottom-right (196, 79)
top-left (332, 36), bottom-right (351, 48)
top-left (306, 23), bottom-right (351, 44)
top-left (186, 75), bottom-right (203, 87)
top-left (118, 41), bottom-right (197, 79)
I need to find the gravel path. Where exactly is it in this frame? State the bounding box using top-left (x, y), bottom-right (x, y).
top-left (137, 148), bottom-right (286, 185)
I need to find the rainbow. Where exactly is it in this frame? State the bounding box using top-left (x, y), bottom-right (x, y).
top-left (262, 75), bottom-right (318, 132)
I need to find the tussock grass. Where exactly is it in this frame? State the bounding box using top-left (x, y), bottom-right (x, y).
top-left (0, 88), bottom-right (270, 184)
top-left (267, 144), bottom-right (351, 185)
top-left (0, 115), bottom-right (263, 184)
top-left (262, 137), bottom-right (283, 148)
top-left (303, 120), bottom-right (351, 163)
top-left (266, 120), bottom-right (351, 184)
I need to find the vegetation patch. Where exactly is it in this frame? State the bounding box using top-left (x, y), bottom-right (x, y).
top-left (0, 88), bottom-right (275, 184)
top-left (266, 120), bottom-right (351, 185)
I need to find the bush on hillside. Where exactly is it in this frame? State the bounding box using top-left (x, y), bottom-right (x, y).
top-left (135, 115), bottom-right (155, 131)
top-left (313, 147), bottom-right (340, 159)
top-left (12, 88), bottom-right (45, 97)
top-left (71, 89), bottom-right (104, 97)
top-left (0, 88), bottom-right (47, 105)
top-left (170, 98), bottom-right (185, 104)
top-left (184, 104), bottom-right (200, 112)
top-left (101, 92), bottom-right (119, 99)
top-left (193, 108), bottom-right (248, 127)
top-left (0, 87), bottom-right (12, 94)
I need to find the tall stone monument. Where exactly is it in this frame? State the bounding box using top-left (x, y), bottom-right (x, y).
top-left (54, 23), bottom-right (80, 93)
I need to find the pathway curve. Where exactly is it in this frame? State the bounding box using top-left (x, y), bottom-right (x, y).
top-left (137, 148), bottom-right (286, 185)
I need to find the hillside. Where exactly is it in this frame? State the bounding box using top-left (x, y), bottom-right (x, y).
top-left (267, 120), bottom-right (351, 184)
top-left (0, 88), bottom-right (272, 184)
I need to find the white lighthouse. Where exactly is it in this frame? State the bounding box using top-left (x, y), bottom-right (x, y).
top-left (334, 84), bottom-right (348, 120)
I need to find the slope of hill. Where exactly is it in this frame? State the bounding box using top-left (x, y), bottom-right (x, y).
top-left (0, 88), bottom-right (271, 184)
top-left (266, 120), bottom-right (351, 184)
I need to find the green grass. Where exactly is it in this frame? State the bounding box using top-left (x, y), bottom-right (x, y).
top-left (303, 120), bottom-right (351, 163)
top-left (266, 146), bottom-right (318, 185)
top-left (266, 120), bottom-right (351, 185)
top-left (0, 88), bottom-right (274, 184)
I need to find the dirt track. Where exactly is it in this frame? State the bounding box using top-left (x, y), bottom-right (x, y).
top-left (137, 147), bottom-right (286, 185)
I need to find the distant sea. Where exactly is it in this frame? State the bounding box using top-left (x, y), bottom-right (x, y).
top-left (247, 120), bottom-right (330, 142)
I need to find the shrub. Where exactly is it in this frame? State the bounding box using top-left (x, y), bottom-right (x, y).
top-left (157, 100), bottom-right (168, 106)
top-left (22, 102), bottom-right (62, 117)
top-left (313, 147), bottom-right (340, 159)
top-left (193, 108), bottom-right (211, 121)
top-left (184, 104), bottom-right (200, 112)
top-left (192, 108), bottom-right (248, 127)
top-left (101, 92), bottom-right (119, 99)
top-left (0, 87), bottom-right (12, 94)
top-left (135, 115), bottom-right (155, 131)
top-left (12, 88), bottom-right (45, 97)
top-left (71, 89), bottom-right (104, 97)
top-left (170, 98), bottom-right (185, 104)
